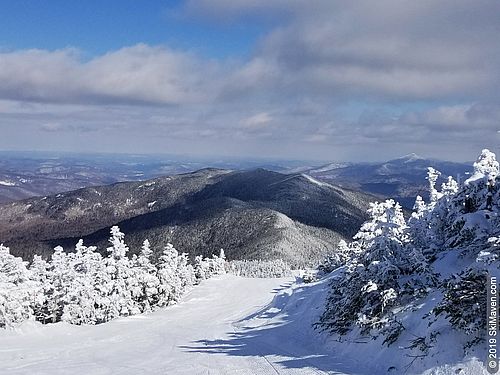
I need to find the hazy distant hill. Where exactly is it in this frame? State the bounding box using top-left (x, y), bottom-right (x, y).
top-left (305, 154), bottom-right (471, 208)
top-left (0, 151), bottom-right (312, 204)
top-left (0, 168), bottom-right (374, 266)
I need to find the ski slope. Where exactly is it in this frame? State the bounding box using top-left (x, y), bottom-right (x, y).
top-left (0, 275), bottom-right (337, 375)
top-left (0, 274), bottom-right (488, 375)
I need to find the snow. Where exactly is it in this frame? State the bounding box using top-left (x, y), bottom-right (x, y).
top-left (0, 274), bottom-right (486, 374)
top-left (0, 180), bottom-right (16, 186)
top-left (139, 181), bottom-right (156, 188)
top-left (0, 276), bottom-right (300, 374)
top-left (310, 163), bottom-right (350, 173)
top-left (301, 174), bottom-right (332, 187)
top-left (397, 153), bottom-right (424, 163)
top-left (147, 200), bottom-right (157, 208)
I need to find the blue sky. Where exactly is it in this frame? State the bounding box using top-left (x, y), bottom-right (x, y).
top-left (1, 0), bottom-right (500, 162)
top-left (0, 0), bottom-right (265, 58)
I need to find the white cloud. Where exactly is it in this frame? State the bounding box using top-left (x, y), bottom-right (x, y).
top-left (215, 0), bottom-right (500, 101)
top-left (2, 1), bottom-right (500, 161)
top-left (241, 112), bottom-right (272, 128)
top-left (0, 44), bottom-right (217, 106)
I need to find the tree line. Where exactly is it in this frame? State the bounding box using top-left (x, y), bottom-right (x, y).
top-left (0, 226), bottom-right (226, 328)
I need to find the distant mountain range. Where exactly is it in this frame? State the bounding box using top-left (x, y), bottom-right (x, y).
top-left (0, 152), bottom-right (471, 210)
top-left (0, 151), bottom-right (311, 204)
top-left (304, 154), bottom-right (471, 208)
top-left (0, 168), bottom-right (374, 266)
top-left (0, 152), bottom-right (472, 265)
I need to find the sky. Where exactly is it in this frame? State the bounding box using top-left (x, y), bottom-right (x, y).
top-left (1, 0), bottom-right (500, 162)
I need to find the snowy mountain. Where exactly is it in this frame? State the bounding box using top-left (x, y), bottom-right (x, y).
top-left (0, 151), bottom-right (314, 204)
top-left (0, 168), bottom-right (374, 266)
top-left (305, 154), bottom-right (471, 208)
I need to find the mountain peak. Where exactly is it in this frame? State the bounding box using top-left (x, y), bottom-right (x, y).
top-left (393, 153), bottom-right (425, 163)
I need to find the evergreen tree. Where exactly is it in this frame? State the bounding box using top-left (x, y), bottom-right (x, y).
top-left (175, 252), bottom-right (195, 301)
top-left (0, 244), bottom-right (33, 328)
top-left (319, 200), bottom-right (429, 343)
top-left (104, 226), bottom-right (139, 320)
top-left (29, 255), bottom-right (49, 323)
top-left (132, 239), bottom-right (160, 312)
top-left (44, 246), bottom-right (72, 323)
top-left (157, 243), bottom-right (180, 306)
top-left (62, 240), bottom-right (105, 325)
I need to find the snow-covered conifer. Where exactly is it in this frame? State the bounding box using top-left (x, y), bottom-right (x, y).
top-left (29, 255), bottom-right (50, 323)
top-left (427, 167), bottom-right (442, 204)
top-left (175, 252), bottom-right (195, 300)
top-left (133, 239), bottom-right (160, 312)
top-left (0, 244), bottom-right (33, 328)
top-left (44, 246), bottom-right (72, 323)
top-left (194, 255), bottom-right (210, 281)
top-left (104, 226), bottom-right (139, 320)
top-left (319, 199), bottom-right (428, 342)
top-left (157, 243), bottom-right (180, 306)
top-left (62, 240), bottom-right (105, 324)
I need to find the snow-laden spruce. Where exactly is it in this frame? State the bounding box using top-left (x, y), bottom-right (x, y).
top-left (0, 226), bottom-right (226, 329)
top-left (318, 148), bottom-right (500, 353)
top-left (226, 259), bottom-right (292, 278)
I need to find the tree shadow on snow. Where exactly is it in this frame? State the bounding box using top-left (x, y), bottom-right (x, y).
top-left (180, 281), bottom-right (361, 375)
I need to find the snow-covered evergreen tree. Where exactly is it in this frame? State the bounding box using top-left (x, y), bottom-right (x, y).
top-left (174, 251), bottom-right (195, 301)
top-left (427, 167), bottom-right (442, 204)
top-left (43, 246), bottom-right (73, 323)
top-left (29, 255), bottom-right (50, 323)
top-left (319, 199), bottom-right (431, 343)
top-left (208, 249), bottom-right (226, 276)
top-left (62, 240), bottom-right (105, 325)
top-left (194, 254), bottom-right (210, 281)
top-left (104, 226), bottom-right (140, 320)
top-left (157, 243), bottom-right (180, 306)
top-left (132, 239), bottom-right (160, 312)
top-left (0, 244), bottom-right (33, 328)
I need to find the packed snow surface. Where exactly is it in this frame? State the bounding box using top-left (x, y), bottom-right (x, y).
top-left (0, 275), bottom-right (487, 374)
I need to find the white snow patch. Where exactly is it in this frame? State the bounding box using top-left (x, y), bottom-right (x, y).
top-left (301, 174), bottom-right (331, 187)
top-left (311, 162), bottom-right (350, 173)
top-left (0, 180), bottom-right (16, 186)
top-left (396, 153), bottom-right (425, 163)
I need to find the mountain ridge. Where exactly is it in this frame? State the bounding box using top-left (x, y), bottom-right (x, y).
top-left (0, 168), bottom-right (375, 266)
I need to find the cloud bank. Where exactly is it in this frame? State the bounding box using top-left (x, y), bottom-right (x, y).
top-left (1, 0), bottom-right (500, 161)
